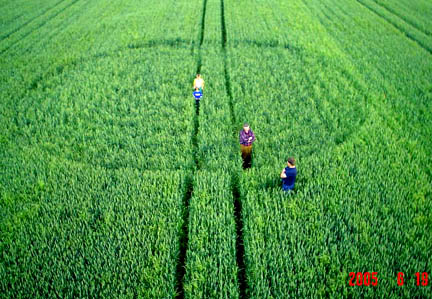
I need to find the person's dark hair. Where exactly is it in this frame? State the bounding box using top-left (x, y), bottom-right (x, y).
top-left (287, 157), bottom-right (295, 166)
top-left (243, 122), bottom-right (249, 128)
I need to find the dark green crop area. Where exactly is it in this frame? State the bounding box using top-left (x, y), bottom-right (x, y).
top-left (1, 0), bottom-right (431, 298)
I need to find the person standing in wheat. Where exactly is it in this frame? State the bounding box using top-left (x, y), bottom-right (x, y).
top-left (193, 87), bottom-right (203, 114)
top-left (239, 123), bottom-right (256, 169)
top-left (280, 157), bottom-right (297, 192)
top-left (193, 73), bottom-right (205, 92)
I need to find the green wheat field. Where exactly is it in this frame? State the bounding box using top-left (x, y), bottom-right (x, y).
top-left (1, 0), bottom-right (431, 297)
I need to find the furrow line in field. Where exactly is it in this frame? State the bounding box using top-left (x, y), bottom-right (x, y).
top-left (0, 0), bottom-right (82, 56)
top-left (220, 0), bottom-right (235, 134)
top-left (295, 0), bottom-right (373, 153)
top-left (196, 0), bottom-right (208, 73)
top-left (231, 171), bottom-right (246, 298)
top-left (199, 0), bottom-right (208, 47)
top-left (27, 40), bottom-right (195, 92)
top-left (221, 0), bottom-right (247, 297)
top-left (302, 0), bottom-right (432, 184)
top-left (20, 0), bottom-right (95, 56)
top-left (127, 38), bottom-right (193, 50)
top-left (0, 0), bottom-right (67, 42)
top-left (176, 0), bottom-right (208, 296)
top-left (356, 0), bottom-right (432, 55)
top-left (371, 0), bottom-right (432, 37)
top-left (175, 174), bottom-right (193, 299)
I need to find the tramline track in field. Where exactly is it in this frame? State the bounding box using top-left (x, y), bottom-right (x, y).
top-left (196, 0), bottom-right (208, 73)
top-left (356, 0), bottom-right (432, 55)
top-left (176, 0), bottom-right (207, 297)
top-left (371, 0), bottom-right (432, 37)
top-left (221, 0), bottom-right (247, 297)
top-left (0, 0), bottom-right (83, 55)
top-left (0, 0), bottom-right (66, 42)
top-left (20, 0), bottom-right (106, 56)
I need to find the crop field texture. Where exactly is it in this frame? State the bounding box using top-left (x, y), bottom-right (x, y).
top-left (0, 0), bottom-right (431, 298)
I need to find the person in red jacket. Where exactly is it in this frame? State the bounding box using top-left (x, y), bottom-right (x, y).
top-left (239, 123), bottom-right (256, 169)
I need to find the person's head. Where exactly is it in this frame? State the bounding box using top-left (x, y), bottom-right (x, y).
top-left (243, 123), bottom-right (250, 133)
top-left (287, 157), bottom-right (295, 167)
top-left (196, 73), bottom-right (201, 78)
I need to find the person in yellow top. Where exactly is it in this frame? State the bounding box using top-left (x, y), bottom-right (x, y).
top-left (193, 73), bottom-right (205, 92)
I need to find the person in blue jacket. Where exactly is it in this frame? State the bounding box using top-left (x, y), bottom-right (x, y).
top-left (193, 87), bottom-right (203, 113)
top-left (280, 157), bottom-right (297, 191)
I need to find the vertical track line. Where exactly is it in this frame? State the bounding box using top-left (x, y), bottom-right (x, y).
top-left (175, 174), bottom-right (193, 299)
top-left (197, 0), bottom-right (208, 74)
top-left (220, 0), bottom-right (236, 128)
top-left (221, 0), bottom-right (247, 297)
top-left (176, 0), bottom-right (207, 298)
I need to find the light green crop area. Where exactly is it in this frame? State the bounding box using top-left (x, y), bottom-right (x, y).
top-left (1, 0), bottom-right (431, 297)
